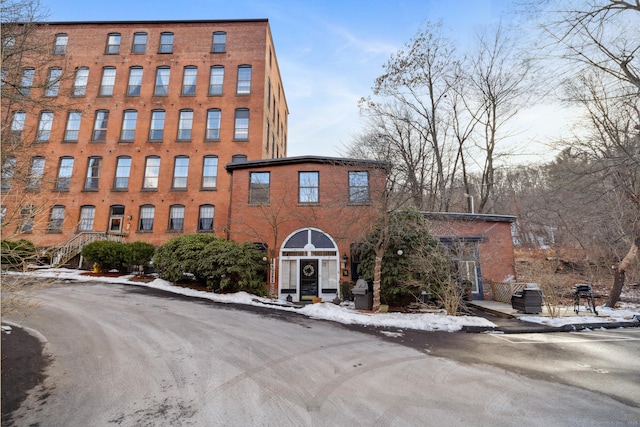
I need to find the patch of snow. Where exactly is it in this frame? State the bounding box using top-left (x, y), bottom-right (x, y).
top-left (11, 268), bottom-right (640, 332)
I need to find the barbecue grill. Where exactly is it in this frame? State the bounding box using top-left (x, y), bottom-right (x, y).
top-left (573, 283), bottom-right (598, 316)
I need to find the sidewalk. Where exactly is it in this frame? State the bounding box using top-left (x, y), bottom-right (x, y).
top-left (465, 300), bottom-right (640, 334)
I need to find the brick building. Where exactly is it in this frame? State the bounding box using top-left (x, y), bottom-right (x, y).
top-left (225, 156), bottom-right (389, 301)
top-left (1, 19), bottom-right (288, 248)
top-left (423, 212), bottom-right (518, 300)
top-left (2, 19), bottom-right (518, 302)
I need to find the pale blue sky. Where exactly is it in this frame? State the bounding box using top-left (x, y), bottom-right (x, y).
top-left (40, 0), bottom-right (545, 158)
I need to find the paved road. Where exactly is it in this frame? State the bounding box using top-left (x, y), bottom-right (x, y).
top-left (5, 282), bottom-right (640, 426)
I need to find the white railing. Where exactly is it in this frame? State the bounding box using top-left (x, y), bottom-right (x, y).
top-left (49, 232), bottom-right (126, 267)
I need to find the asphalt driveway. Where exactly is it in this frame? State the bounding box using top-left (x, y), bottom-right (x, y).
top-left (3, 281), bottom-right (639, 426)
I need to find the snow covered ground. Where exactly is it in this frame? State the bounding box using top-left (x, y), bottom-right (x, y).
top-left (11, 268), bottom-right (640, 332)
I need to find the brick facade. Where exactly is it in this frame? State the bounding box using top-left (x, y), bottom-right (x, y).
top-left (2, 20), bottom-right (288, 247)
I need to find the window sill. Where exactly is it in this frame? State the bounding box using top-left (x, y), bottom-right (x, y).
top-left (170, 188), bottom-right (187, 192)
top-left (82, 189), bottom-right (99, 192)
top-left (53, 189), bottom-right (70, 192)
top-left (136, 230), bottom-right (154, 233)
top-left (62, 140), bottom-right (78, 143)
top-left (118, 140), bottom-right (134, 143)
top-left (46, 230), bottom-right (63, 234)
top-left (90, 141), bottom-right (106, 144)
top-left (233, 139), bottom-right (249, 142)
top-left (146, 140), bottom-right (163, 143)
top-left (141, 188), bottom-right (158, 192)
top-left (111, 188), bottom-right (129, 192)
top-left (204, 139), bottom-right (220, 143)
top-left (200, 187), bottom-right (217, 191)
top-left (167, 229), bottom-right (184, 233)
top-left (208, 93), bottom-right (223, 97)
top-left (176, 139), bottom-right (192, 143)
top-left (197, 229), bottom-right (215, 233)
top-left (297, 202), bottom-right (320, 206)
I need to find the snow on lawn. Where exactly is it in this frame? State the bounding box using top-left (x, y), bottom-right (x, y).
top-left (16, 268), bottom-right (640, 332)
top-left (18, 268), bottom-right (495, 332)
top-left (519, 306), bottom-right (640, 327)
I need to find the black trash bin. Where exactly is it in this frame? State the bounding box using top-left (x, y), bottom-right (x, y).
top-left (353, 279), bottom-right (373, 310)
top-left (511, 284), bottom-right (543, 314)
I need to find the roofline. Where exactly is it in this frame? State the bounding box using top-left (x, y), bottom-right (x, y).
top-left (28, 19), bottom-right (269, 26)
top-left (422, 212), bottom-right (517, 223)
top-left (225, 156), bottom-right (391, 171)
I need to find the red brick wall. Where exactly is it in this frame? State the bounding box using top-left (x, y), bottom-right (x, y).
top-left (2, 20), bottom-right (288, 247)
top-left (227, 160), bottom-right (387, 263)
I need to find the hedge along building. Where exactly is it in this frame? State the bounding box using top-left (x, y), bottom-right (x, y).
top-left (225, 156), bottom-right (389, 302)
top-left (1, 19), bottom-right (289, 252)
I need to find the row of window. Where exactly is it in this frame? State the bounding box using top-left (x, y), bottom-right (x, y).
top-left (249, 171), bottom-right (371, 205)
top-left (2, 156), bottom-right (370, 205)
top-left (1, 155), bottom-right (219, 193)
top-left (11, 204), bottom-right (216, 234)
top-left (51, 30), bottom-right (227, 56)
top-left (11, 64), bottom-right (250, 98)
top-left (10, 107), bottom-right (250, 143)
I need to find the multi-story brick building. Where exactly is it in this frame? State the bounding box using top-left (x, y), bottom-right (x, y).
top-left (1, 19), bottom-right (289, 247)
top-left (1, 19), bottom-right (517, 302)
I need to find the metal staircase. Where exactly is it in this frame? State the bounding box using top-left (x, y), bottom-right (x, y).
top-left (48, 232), bottom-right (125, 267)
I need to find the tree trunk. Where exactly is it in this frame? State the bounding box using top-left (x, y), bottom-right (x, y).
top-left (373, 255), bottom-right (382, 311)
top-left (606, 224), bottom-right (639, 307)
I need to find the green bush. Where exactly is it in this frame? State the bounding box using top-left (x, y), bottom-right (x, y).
top-left (357, 208), bottom-right (456, 307)
top-left (123, 241), bottom-right (155, 270)
top-left (1, 239), bottom-right (37, 270)
top-left (154, 234), bottom-right (219, 283)
top-left (155, 234), bottom-right (267, 295)
top-left (81, 240), bottom-right (127, 272)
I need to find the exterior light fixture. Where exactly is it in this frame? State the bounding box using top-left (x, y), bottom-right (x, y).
top-left (341, 254), bottom-right (349, 276)
top-left (397, 249), bottom-right (403, 256)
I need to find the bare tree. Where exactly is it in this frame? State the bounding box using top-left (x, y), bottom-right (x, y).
top-left (371, 21), bottom-right (461, 212)
top-left (460, 24), bottom-right (534, 213)
top-left (533, 0), bottom-right (640, 90)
